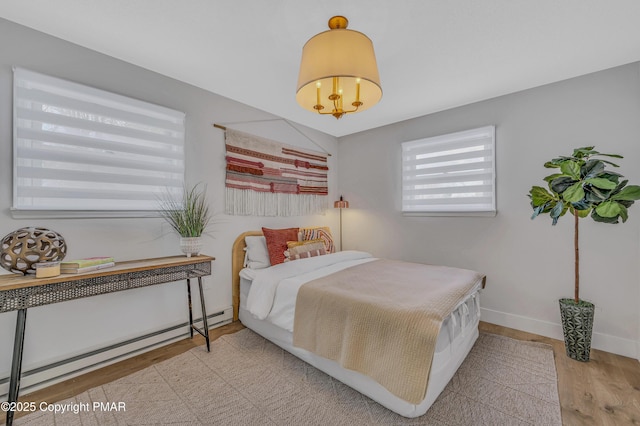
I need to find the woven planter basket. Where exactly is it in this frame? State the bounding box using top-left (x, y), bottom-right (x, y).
top-left (559, 298), bottom-right (595, 362)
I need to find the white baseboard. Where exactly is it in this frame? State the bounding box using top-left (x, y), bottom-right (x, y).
top-left (481, 307), bottom-right (639, 359)
top-left (0, 306), bottom-right (233, 399)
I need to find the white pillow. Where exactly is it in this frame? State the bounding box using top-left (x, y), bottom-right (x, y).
top-left (244, 236), bottom-right (271, 269)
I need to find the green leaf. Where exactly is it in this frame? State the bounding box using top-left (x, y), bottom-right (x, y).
top-left (600, 171), bottom-right (623, 179)
top-left (584, 177), bottom-right (617, 190)
top-left (591, 209), bottom-right (619, 224)
top-left (619, 204), bottom-right (628, 223)
top-left (560, 202), bottom-right (569, 217)
top-left (572, 200), bottom-right (590, 210)
top-left (600, 159), bottom-right (620, 168)
top-left (550, 177), bottom-right (577, 194)
top-left (610, 179), bottom-right (628, 196)
top-left (572, 147), bottom-right (596, 158)
top-left (535, 147), bottom-right (637, 225)
top-left (611, 185), bottom-right (640, 201)
top-left (595, 201), bottom-right (621, 218)
top-left (550, 200), bottom-right (564, 225)
top-left (584, 188), bottom-right (603, 203)
top-left (531, 204), bottom-right (546, 220)
top-left (581, 159), bottom-right (605, 178)
top-left (543, 173), bottom-right (564, 183)
top-left (529, 186), bottom-right (555, 206)
top-left (590, 186), bottom-right (612, 201)
top-left (552, 156), bottom-right (574, 162)
top-left (563, 182), bottom-right (585, 203)
top-left (560, 161), bottom-right (581, 179)
top-left (576, 208), bottom-right (591, 218)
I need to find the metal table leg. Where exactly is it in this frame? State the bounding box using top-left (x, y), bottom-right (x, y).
top-left (186, 279), bottom-right (194, 339)
top-left (197, 277), bottom-right (210, 352)
top-left (6, 308), bottom-right (27, 426)
top-left (186, 277), bottom-right (210, 352)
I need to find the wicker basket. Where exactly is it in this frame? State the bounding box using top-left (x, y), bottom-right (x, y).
top-left (559, 298), bottom-right (595, 362)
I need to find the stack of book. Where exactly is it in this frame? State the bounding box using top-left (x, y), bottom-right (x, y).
top-left (60, 257), bottom-right (115, 274)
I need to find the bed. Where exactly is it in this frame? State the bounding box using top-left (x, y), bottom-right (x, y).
top-left (231, 230), bottom-right (486, 418)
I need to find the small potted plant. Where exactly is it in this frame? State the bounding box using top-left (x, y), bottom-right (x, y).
top-left (158, 183), bottom-right (211, 257)
top-left (528, 146), bottom-right (640, 361)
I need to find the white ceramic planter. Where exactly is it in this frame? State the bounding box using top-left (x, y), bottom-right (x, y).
top-left (180, 236), bottom-right (203, 258)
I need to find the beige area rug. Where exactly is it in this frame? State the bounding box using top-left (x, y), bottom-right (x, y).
top-left (16, 329), bottom-right (561, 425)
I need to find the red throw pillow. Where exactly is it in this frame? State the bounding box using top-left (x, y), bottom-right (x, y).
top-left (262, 227), bottom-right (299, 265)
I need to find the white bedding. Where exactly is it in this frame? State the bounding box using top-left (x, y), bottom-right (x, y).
top-left (238, 250), bottom-right (483, 418)
top-left (242, 250), bottom-right (375, 328)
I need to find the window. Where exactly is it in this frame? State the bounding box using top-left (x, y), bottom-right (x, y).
top-left (12, 68), bottom-right (185, 217)
top-left (401, 126), bottom-right (496, 215)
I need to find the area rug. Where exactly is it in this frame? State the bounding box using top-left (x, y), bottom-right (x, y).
top-left (16, 329), bottom-right (561, 425)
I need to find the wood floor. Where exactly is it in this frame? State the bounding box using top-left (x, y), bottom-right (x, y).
top-left (8, 321), bottom-right (640, 425)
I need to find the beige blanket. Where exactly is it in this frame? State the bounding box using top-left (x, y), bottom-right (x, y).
top-left (292, 259), bottom-right (485, 404)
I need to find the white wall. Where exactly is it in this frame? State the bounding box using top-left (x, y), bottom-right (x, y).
top-left (338, 62), bottom-right (640, 358)
top-left (2, 18), bottom-right (638, 384)
top-left (0, 19), bottom-right (339, 383)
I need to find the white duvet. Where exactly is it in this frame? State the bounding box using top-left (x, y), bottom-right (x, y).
top-left (242, 250), bottom-right (375, 331)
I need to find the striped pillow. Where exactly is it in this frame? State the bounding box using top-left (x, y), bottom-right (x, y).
top-left (285, 240), bottom-right (327, 261)
top-left (299, 227), bottom-right (335, 253)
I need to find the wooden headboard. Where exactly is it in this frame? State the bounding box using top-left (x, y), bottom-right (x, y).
top-left (231, 231), bottom-right (263, 321)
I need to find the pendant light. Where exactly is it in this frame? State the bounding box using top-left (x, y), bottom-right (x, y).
top-left (296, 16), bottom-right (382, 119)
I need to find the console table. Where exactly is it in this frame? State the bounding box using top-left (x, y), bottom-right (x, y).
top-left (0, 255), bottom-right (214, 426)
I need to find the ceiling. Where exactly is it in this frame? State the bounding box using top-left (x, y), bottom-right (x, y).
top-left (2, 1), bottom-right (640, 137)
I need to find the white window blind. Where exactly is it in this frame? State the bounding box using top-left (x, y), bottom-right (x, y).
top-left (401, 126), bottom-right (496, 215)
top-left (13, 68), bottom-right (185, 215)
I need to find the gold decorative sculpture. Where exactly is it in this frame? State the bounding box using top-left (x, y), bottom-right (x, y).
top-left (0, 227), bottom-right (67, 275)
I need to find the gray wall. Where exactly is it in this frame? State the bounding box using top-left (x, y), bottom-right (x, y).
top-left (338, 63), bottom-right (640, 358)
top-left (0, 19), bottom-right (338, 382)
top-left (2, 16), bottom-right (638, 384)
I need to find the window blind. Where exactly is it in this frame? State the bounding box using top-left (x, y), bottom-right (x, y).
top-left (13, 68), bottom-right (185, 213)
top-left (401, 126), bottom-right (496, 215)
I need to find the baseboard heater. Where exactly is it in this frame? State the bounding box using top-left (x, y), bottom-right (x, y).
top-left (0, 306), bottom-right (233, 399)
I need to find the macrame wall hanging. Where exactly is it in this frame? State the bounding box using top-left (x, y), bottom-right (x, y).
top-left (224, 128), bottom-right (329, 216)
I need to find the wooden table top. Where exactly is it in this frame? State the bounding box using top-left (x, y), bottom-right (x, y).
top-left (0, 255), bottom-right (215, 292)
